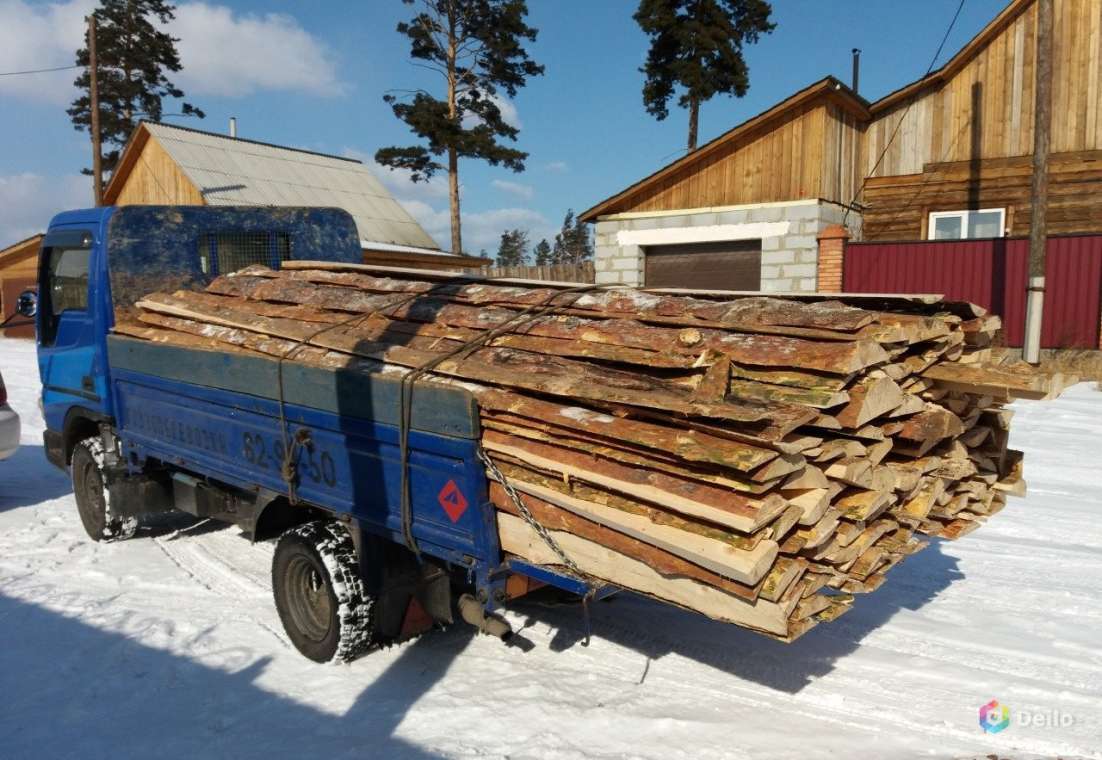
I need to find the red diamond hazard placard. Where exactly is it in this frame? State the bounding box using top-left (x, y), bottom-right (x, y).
top-left (437, 479), bottom-right (469, 523)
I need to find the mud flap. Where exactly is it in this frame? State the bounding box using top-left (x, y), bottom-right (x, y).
top-left (358, 534), bottom-right (453, 642)
top-left (106, 473), bottom-right (175, 520)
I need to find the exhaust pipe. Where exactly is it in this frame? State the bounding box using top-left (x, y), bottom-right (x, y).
top-left (457, 594), bottom-right (512, 641)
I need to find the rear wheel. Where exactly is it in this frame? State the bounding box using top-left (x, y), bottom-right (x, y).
top-left (272, 520), bottom-right (374, 663)
top-left (71, 437), bottom-right (137, 542)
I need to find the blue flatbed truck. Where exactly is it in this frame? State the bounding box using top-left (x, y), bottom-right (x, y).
top-left (19, 204), bottom-right (602, 662)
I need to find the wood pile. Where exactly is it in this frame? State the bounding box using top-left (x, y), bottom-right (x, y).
top-left (114, 262), bottom-right (1073, 642)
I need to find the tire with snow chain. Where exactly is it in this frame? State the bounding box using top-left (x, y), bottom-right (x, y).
top-left (272, 520), bottom-right (375, 663)
top-left (71, 437), bottom-right (137, 542)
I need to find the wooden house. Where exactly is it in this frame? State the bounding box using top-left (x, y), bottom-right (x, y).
top-left (581, 0), bottom-right (1102, 292)
top-left (0, 234), bottom-right (43, 338)
top-left (104, 122), bottom-right (489, 270)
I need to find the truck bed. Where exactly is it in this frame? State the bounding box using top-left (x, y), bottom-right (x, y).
top-left (107, 335), bottom-right (501, 580)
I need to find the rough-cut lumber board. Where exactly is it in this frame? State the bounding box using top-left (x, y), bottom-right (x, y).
top-left (113, 320), bottom-right (269, 357)
top-left (835, 489), bottom-right (891, 521)
top-left (489, 483), bottom-right (761, 599)
top-left (922, 361), bottom-right (1074, 400)
top-left (757, 558), bottom-right (805, 603)
top-left (481, 417), bottom-right (782, 493)
top-left (474, 390), bottom-right (777, 471)
top-left (490, 459), bottom-right (770, 551)
top-left (783, 465), bottom-right (830, 490)
top-left (494, 477), bottom-right (779, 585)
top-left (824, 457), bottom-right (872, 487)
top-left (728, 363), bottom-right (854, 392)
top-left (834, 376), bottom-right (905, 428)
top-left (497, 513), bottom-right (792, 636)
top-left (727, 377), bottom-right (850, 409)
top-left (896, 403), bottom-right (964, 443)
top-left (783, 487), bottom-right (835, 525)
top-left (483, 433), bottom-right (785, 533)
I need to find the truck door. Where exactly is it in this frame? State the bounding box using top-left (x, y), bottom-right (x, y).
top-left (37, 229), bottom-right (106, 431)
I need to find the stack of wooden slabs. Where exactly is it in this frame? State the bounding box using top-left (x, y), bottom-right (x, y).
top-left (115, 262), bottom-right (1074, 641)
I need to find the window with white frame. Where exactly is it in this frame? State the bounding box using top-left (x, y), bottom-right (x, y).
top-left (928, 208), bottom-right (1006, 240)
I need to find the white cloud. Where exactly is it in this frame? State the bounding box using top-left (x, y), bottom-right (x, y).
top-left (0, 0), bottom-right (341, 104)
top-left (0, 173), bottom-right (91, 244)
top-left (396, 199), bottom-right (550, 255)
top-left (491, 179), bottom-right (534, 200)
top-left (545, 161), bottom-right (568, 173)
top-left (370, 161), bottom-right (450, 202)
top-left (0, 0), bottom-right (94, 104)
top-left (172, 4), bottom-right (343, 97)
top-left (493, 96), bottom-right (522, 129)
top-left (346, 147), bottom-right (549, 255)
top-left (455, 207), bottom-right (552, 255)
top-left (461, 93), bottom-right (521, 130)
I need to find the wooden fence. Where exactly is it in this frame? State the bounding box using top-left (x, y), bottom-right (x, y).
top-left (467, 261), bottom-right (595, 283)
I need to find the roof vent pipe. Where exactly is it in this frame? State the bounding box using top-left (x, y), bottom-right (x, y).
top-left (229, 117), bottom-right (237, 138)
top-left (851, 48), bottom-right (861, 95)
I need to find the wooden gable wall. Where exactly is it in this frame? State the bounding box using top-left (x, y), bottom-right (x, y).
top-left (113, 134), bottom-right (205, 206)
top-left (864, 0), bottom-right (1101, 177)
top-left (861, 0), bottom-right (1102, 240)
top-left (614, 100), bottom-right (849, 214)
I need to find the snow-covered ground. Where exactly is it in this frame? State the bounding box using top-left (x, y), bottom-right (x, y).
top-left (2, 335), bottom-right (1100, 760)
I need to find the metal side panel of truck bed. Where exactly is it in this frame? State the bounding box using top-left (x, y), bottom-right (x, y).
top-left (107, 335), bottom-right (504, 592)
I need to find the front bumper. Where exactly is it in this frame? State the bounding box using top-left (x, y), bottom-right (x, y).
top-left (0, 404), bottom-right (20, 460)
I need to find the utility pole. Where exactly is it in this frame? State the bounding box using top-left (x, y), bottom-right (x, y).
top-left (1023, 0), bottom-right (1052, 364)
top-left (88, 15), bottom-right (103, 207)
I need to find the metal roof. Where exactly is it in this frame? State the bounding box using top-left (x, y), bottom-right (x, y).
top-left (144, 122), bottom-right (441, 251)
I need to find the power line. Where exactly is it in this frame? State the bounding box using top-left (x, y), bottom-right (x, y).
top-left (843, 0), bottom-right (967, 224)
top-left (0, 64), bottom-right (80, 77)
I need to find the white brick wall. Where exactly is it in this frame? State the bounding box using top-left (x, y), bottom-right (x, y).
top-left (593, 200), bottom-right (861, 293)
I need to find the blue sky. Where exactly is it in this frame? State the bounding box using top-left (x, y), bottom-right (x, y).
top-left (1, 0), bottom-right (1010, 253)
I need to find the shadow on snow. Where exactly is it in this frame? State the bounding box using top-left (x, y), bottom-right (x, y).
top-left (508, 538), bottom-right (962, 694)
top-left (0, 590), bottom-right (473, 759)
top-left (0, 445), bottom-right (73, 512)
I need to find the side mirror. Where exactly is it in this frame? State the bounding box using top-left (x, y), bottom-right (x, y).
top-left (16, 290), bottom-right (37, 318)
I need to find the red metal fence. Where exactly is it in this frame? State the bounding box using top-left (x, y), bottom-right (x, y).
top-left (843, 234), bottom-right (1102, 349)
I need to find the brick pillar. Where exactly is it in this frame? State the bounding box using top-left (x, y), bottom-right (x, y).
top-left (816, 224), bottom-right (849, 293)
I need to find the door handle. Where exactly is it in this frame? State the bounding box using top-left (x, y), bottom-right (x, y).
top-left (81, 375), bottom-right (95, 392)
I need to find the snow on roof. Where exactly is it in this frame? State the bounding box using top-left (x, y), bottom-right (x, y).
top-left (144, 122), bottom-right (442, 253)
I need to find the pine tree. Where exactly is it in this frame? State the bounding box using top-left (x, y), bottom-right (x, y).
top-left (533, 238), bottom-right (552, 266)
top-left (635, 0), bottom-right (774, 151)
top-left (496, 228), bottom-right (530, 266)
top-left (68, 0), bottom-right (204, 179)
top-left (551, 210), bottom-right (593, 265)
top-left (377, 0), bottom-right (543, 255)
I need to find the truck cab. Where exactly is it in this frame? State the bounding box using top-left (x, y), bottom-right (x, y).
top-left (31, 205), bottom-right (363, 470)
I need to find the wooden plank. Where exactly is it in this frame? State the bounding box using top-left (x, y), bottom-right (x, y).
top-left (482, 432), bottom-right (785, 533)
top-left (497, 513), bottom-right (793, 636)
top-left (491, 479), bottom-right (778, 586)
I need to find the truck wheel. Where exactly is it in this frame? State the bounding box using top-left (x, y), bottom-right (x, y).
top-left (71, 437), bottom-right (137, 542)
top-left (272, 521), bottom-right (374, 663)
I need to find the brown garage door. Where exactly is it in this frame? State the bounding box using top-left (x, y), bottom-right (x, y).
top-left (644, 239), bottom-right (761, 290)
